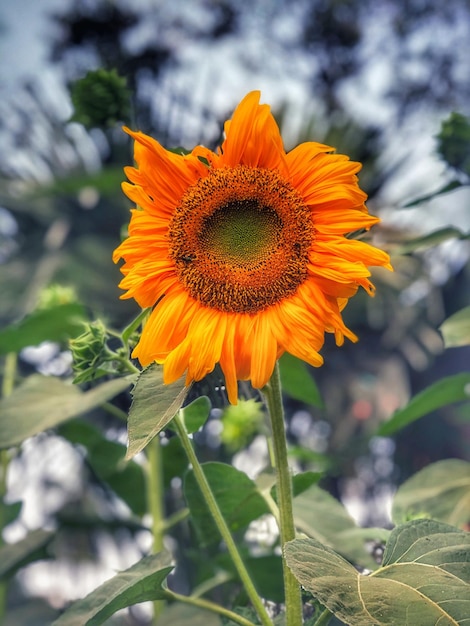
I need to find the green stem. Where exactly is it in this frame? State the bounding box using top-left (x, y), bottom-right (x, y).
top-left (173, 413), bottom-right (273, 626)
top-left (164, 589), bottom-right (257, 626)
top-left (313, 608), bottom-right (333, 626)
top-left (0, 353), bottom-right (18, 623)
top-left (146, 436), bottom-right (165, 621)
top-left (262, 362), bottom-right (303, 626)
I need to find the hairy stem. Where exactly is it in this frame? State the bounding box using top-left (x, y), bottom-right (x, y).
top-left (173, 413), bottom-right (273, 626)
top-left (146, 436), bottom-right (165, 621)
top-left (263, 362), bottom-right (303, 626)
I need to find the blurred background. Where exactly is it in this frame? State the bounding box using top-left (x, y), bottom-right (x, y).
top-left (0, 0), bottom-right (469, 624)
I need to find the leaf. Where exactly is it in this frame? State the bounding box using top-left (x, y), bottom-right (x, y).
top-left (402, 180), bottom-right (465, 207)
top-left (293, 484), bottom-right (389, 571)
top-left (395, 226), bottom-right (470, 254)
top-left (52, 551), bottom-right (173, 626)
top-left (440, 306), bottom-right (470, 348)
top-left (285, 519), bottom-right (470, 626)
top-left (0, 375), bottom-right (133, 449)
top-left (184, 462), bottom-right (270, 546)
top-left (392, 459), bottom-right (470, 529)
top-left (0, 529), bottom-right (54, 580)
top-left (171, 396), bottom-right (211, 434)
top-left (0, 303), bottom-right (87, 355)
top-left (58, 420), bottom-right (147, 516)
top-left (378, 373), bottom-right (470, 436)
top-left (279, 353), bottom-right (323, 407)
top-left (126, 364), bottom-right (189, 459)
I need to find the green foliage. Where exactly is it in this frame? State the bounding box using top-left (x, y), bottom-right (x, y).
top-left (278, 353), bottom-right (323, 407)
top-left (221, 399), bottom-right (264, 451)
top-left (0, 530), bottom-right (54, 580)
top-left (58, 419), bottom-right (147, 516)
top-left (437, 112), bottom-right (470, 176)
top-left (126, 364), bottom-right (189, 458)
top-left (439, 306), bottom-right (470, 348)
top-left (378, 372), bottom-right (470, 436)
top-left (0, 302), bottom-right (87, 356)
top-left (293, 485), bottom-right (389, 571)
top-left (184, 462), bottom-right (270, 546)
top-left (392, 459), bottom-right (470, 529)
top-left (51, 551), bottom-right (173, 626)
top-left (285, 519), bottom-right (470, 626)
top-left (0, 375), bottom-right (132, 449)
top-left (70, 69), bottom-right (131, 130)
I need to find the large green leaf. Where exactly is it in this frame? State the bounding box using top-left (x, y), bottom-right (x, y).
top-left (0, 529), bottom-right (54, 580)
top-left (440, 306), bottom-right (470, 348)
top-left (0, 303), bottom-right (87, 355)
top-left (285, 519), bottom-right (470, 626)
top-left (279, 353), bottom-right (323, 407)
top-left (58, 419), bottom-right (147, 516)
top-left (52, 551), bottom-right (173, 626)
top-left (392, 459), bottom-right (470, 529)
top-left (378, 372), bottom-right (470, 436)
top-left (184, 462), bottom-right (270, 546)
top-left (0, 375), bottom-right (132, 449)
top-left (293, 484), bottom-right (389, 571)
top-left (126, 364), bottom-right (189, 459)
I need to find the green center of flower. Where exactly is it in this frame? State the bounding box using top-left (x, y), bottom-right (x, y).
top-left (199, 200), bottom-right (282, 267)
top-left (169, 165), bottom-right (314, 314)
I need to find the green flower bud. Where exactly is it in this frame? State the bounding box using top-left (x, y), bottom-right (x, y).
top-left (70, 69), bottom-right (131, 130)
top-left (70, 320), bottom-right (111, 384)
top-left (437, 112), bottom-right (470, 177)
top-left (221, 399), bottom-right (264, 452)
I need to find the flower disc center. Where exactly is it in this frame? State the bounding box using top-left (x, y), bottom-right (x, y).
top-left (200, 200), bottom-right (282, 267)
top-left (169, 165), bottom-right (313, 313)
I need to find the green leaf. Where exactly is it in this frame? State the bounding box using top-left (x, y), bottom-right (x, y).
top-left (58, 420), bottom-right (147, 516)
top-left (126, 364), bottom-right (189, 459)
top-left (285, 519), bottom-right (470, 626)
top-left (279, 353), bottom-right (323, 407)
top-left (184, 462), bottom-right (270, 547)
top-left (178, 396), bottom-right (211, 434)
top-left (0, 375), bottom-right (133, 449)
top-left (293, 484), bottom-right (388, 571)
top-left (392, 459), bottom-right (470, 529)
top-left (440, 306), bottom-right (470, 348)
top-left (402, 180), bottom-right (465, 207)
top-left (378, 373), bottom-right (470, 436)
top-left (0, 529), bottom-right (54, 580)
top-left (0, 500), bottom-right (22, 527)
top-left (52, 551), bottom-right (173, 626)
top-left (0, 303), bottom-right (87, 355)
top-left (395, 226), bottom-right (470, 254)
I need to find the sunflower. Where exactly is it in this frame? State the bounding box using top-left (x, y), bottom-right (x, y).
top-left (114, 91), bottom-right (392, 404)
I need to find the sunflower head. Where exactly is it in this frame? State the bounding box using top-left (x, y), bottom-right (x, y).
top-left (114, 91), bottom-right (392, 404)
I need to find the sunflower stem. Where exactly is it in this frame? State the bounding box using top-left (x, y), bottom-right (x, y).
top-left (173, 413), bottom-right (273, 626)
top-left (263, 362), bottom-right (303, 626)
top-left (0, 353), bottom-right (18, 623)
top-left (313, 608), bottom-right (333, 626)
top-left (163, 588), bottom-right (257, 626)
top-left (146, 435), bottom-right (165, 622)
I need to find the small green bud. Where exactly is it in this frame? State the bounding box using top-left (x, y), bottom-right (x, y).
top-left (37, 284), bottom-right (79, 310)
top-left (70, 69), bottom-right (131, 130)
top-left (221, 399), bottom-right (264, 452)
top-left (70, 320), bottom-right (111, 384)
top-left (436, 112), bottom-right (470, 177)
